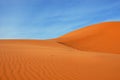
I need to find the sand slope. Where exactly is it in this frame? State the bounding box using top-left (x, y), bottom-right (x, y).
top-left (57, 22), bottom-right (120, 53)
top-left (0, 40), bottom-right (120, 80)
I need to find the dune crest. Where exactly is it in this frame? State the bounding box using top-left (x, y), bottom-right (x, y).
top-left (57, 22), bottom-right (120, 53)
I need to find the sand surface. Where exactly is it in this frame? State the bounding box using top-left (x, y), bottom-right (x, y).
top-left (57, 22), bottom-right (120, 53)
top-left (0, 40), bottom-right (120, 80)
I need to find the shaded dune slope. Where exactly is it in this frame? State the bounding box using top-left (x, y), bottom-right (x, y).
top-left (57, 22), bottom-right (120, 53)
top-left (0, 40), bottom-right (120, 80)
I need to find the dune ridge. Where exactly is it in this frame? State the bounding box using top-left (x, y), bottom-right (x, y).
top-left (57, 22), bottom-right (120, 53)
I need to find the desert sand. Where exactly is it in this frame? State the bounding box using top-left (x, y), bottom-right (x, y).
top-left (0, 22), bottom-right (120, 80)
top-left (57, 22), bottom-right (120, 54)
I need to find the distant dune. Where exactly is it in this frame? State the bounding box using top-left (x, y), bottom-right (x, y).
top-left (57, 22), bottom-right (120, 53)
top-left (0, 22), bottom-right (120, 80)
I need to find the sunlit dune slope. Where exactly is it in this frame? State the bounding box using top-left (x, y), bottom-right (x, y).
top-left (57, 22), bottom-right (120, 53)
top-left (0, 40), bottom-right (120, 80)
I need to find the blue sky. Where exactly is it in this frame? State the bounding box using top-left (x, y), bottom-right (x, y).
top-left (0, 0), bottom-right (120, 39)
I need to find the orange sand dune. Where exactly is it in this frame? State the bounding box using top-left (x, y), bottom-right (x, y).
top-left (57, 22), bottom-right (120, 53)
top-left (0, 40), bottom-right (120, 80)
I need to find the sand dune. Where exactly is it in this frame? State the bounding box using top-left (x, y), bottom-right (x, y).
top-left (0, 40), bottom-right (120, 80)
top-left (57, 22), bottom-right (120, 53)
top-left (0, 21), bottom-right (120, 80)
